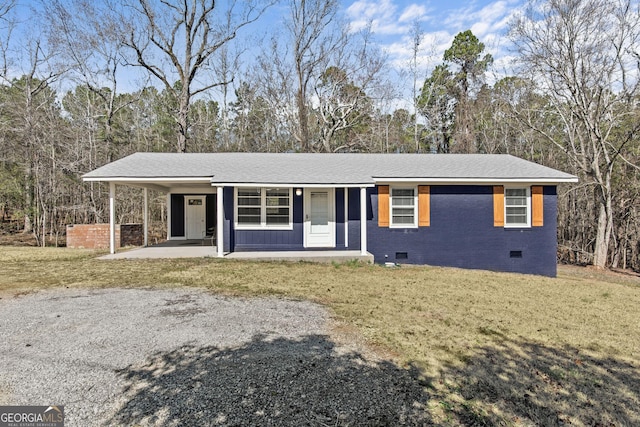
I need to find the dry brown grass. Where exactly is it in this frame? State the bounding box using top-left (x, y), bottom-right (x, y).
top-left (1, 246), bottom-right (639, 425)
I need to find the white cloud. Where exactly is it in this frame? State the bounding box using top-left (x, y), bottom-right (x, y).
top-left (346, 0), bottom-right (398, 33)
top-left (444, 0), bottom-right (519, 37)
top-left (346, 0), bottom-right (429, 35)
top-left (471, 21), bottom-right (490, 37)
top-left (344, 0), bottom-right (523, 102)
top-left (398, 4), bottom-right (429, 23)
top-left (372, 0), bottom-right (520, 72)
top-left (384, 29), bottom-right (453, 73)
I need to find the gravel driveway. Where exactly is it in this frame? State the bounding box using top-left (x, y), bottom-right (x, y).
top-left (0, 288), bottom-right (430, 426)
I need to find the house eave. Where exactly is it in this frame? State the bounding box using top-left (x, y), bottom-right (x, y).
top-left (82, 176), bottom-right (213, 183)
top-left (211, 182), bottom-right (376, 188)
top-left (374, 177), bottom-right (579, 184)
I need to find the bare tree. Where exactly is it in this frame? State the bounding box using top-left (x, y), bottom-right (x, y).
top-left (212, 44), bottom-right (242, 150)
top-left (122, 0), bottom-right (271, 153)
top-left (3, 35), bottom-right (67, 238)
top-left (510, 0), bottom-right (640, 268)
top-left (246, 34), bottom-right (301, 151)
top-left (408, 20), bottom-right (424, 152)
top-left (370, 75), bottom-right (408, 153)
top-left (287, 0), bottom-right (344, 151)
top-left (0, 0), bottom-right (15, 78)
top-left (314, 27), bottom-right (386, 152)
top-left (45, 0), bottom-right (140, 164)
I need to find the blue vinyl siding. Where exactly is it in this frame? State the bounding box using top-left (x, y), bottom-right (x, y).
top-left (367, 185), bottom-right (558, 276)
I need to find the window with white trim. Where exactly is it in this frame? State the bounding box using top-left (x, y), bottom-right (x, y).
top-left (237, 188), bottom-right (261, 225)
top-left (505, 187), bottom-right (530, 227)
top-left (390, 187), bottom-right (417, 227)
top-left (236, 187), bottom-right (292, 229)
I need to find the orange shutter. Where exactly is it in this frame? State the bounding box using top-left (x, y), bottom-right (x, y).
top-left (532, 186), bottom-right (544, 227)
top-left (493, 186), bottom-right (504, 227)
top-left (418, 185), bottom-right (430, 226)
top-left (378, 185), bottom-right (389, 227)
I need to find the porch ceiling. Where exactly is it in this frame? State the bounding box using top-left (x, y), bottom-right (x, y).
top-left (84, 178), bottom-right (213, 192)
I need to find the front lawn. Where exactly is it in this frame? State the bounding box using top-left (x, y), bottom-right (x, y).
top-left (1, 246), bottom-right (638, 425)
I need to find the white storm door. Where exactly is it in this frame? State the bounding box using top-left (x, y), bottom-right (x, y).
top-left (186, 197), bottom-right (206, 239)
top-left (304, 189), bottom-right (335, 248)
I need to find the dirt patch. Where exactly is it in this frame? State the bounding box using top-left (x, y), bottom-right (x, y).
top-left (0, 231), bottom-right (38, 246)
top-left (558, 264), bottom-right (640, 286)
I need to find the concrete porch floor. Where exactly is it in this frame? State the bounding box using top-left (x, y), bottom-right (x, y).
top-left (99, 240), bottom-right (374, 263)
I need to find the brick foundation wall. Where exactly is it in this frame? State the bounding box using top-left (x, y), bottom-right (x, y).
top-left (66, 224), bottom-right (143, 249)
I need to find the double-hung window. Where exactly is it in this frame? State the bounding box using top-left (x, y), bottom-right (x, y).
top-left (504, 188), bottom-right (530, 227)
top-left (265, 188), bottom-right (290, 225)
top-left (237, 188), bottom-right (262, 226)
top-left (236, 187), bottom-right (292, 229)
top-left (390, 187), bottom-right (417, 228)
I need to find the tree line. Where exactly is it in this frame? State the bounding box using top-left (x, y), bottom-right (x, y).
top-left (0, 0), bottom-right (638, 271)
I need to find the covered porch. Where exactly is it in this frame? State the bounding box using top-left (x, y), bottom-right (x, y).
top-left (91, 180), bottom-right (371, 259)
top-left (82, 153), bottom-right (372, 260)
top-left (95, 179), bottom-right (223, 256)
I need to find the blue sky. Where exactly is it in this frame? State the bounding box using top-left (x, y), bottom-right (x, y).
top-left (340, 0), bottom-right (523, 74)
top-left (8, 0), bottom-right (523, 97)
top-left (12, 0), bottom-right (522, 74)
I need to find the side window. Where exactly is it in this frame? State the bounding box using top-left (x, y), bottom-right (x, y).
top-left (505, 188), bottom-right (530, 227)
top-left (390, 187), bottom-right (417, 228)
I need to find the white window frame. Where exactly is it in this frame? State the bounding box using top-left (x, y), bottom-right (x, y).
top-left (235, 187), bottom-right (293, 230)
top-left (504, 186), bottom-right (531, 228)
top-left (389, 186), bottom-right (418, 228)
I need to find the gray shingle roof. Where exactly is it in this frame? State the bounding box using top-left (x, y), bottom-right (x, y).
top-left (82, 152), bottom-right (577, 184)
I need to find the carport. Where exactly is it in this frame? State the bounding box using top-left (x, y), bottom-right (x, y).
top-left (82, 155), bottom-right (226, 257)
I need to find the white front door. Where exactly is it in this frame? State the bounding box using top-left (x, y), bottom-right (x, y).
top-left (304, 188), bottom-right (335, 248)
top-left (186, 196), bottom-right (206, 239)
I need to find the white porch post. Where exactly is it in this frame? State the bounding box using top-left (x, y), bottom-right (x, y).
top-left (109, 182), bottom-right (116, 254)
top-left (166, 193), bottom-right (171, 240)
top-left (143, 188), bottom-right (149, 247)
top-left (217, 186), bottom-right (224, 257)
top-left (344, 187), bottom-right (349, 248)
top-left (360, 187), bottom-right (367, 255)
